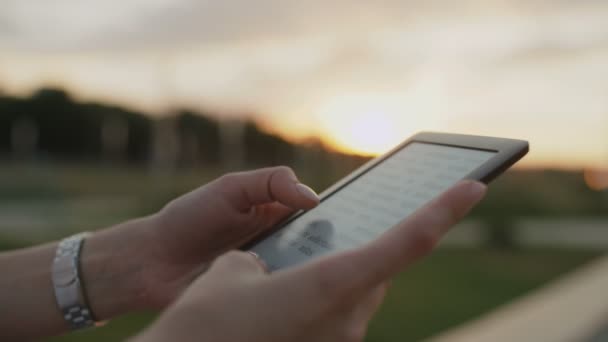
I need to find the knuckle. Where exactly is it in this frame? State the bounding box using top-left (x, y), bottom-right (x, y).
top-left (216, 172), bottom-right (239, 188)
top-left (408, 227), bottom-right (438, 255)
top-left (437, 195), bottom-right (464, 225)
top-left (443, 204), bottom-right (462, 225)
top-left (214, 173), bottom-right (245, 204)
top-left (159, 198), bottom-right (177, 216)
top-left (273, 165), bottom-right (295, 177)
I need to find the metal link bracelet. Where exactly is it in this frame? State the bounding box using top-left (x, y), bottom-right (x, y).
top-left (52, 232), bottom-right (99, 330)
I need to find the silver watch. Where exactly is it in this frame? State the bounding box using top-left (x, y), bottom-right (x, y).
top-left (52, 232), bottom-right (97, 330)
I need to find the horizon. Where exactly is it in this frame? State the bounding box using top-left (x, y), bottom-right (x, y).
top-left (0, 83), bottom-right (604, 172)
top-left (1, 1), bottom-right (607, 169)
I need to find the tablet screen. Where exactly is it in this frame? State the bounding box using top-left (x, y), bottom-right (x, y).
top-left (250, 142), bottom-right (496, 271)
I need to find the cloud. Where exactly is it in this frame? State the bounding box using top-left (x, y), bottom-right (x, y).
top-left (0, 0), bottom-right (336, 51)
top-left (1, 0), bottom-right (607, 57)
top-left (0, 0), bottom-right (507, 52)
top-left (0, 0), bottom-right (188, 51)
top-left (72, 0), bottom-right (427, 51)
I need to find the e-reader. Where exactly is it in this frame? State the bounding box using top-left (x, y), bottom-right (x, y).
top-left (246, 132), bottom-right (529, 272)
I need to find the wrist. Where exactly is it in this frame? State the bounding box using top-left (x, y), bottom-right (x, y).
top-left (80, 216), bottom-right (157, 320)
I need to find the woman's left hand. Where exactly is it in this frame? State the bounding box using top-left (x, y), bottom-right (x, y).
top-left (135, 166), bottom-right (320, 308)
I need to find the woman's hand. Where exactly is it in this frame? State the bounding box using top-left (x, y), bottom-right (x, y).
top-left (138, 166), bottom-right (320, 308)
top-left (133, 180), bottom-right (487, 342)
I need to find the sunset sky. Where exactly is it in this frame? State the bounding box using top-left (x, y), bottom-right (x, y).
top-left (0, 0), bottom-right (607, 168)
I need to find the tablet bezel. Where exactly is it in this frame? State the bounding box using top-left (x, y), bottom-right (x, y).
top-left (243, 131), bottom-right (529, 250)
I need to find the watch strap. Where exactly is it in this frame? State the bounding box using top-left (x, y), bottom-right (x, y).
top-left (52, 232), bottom-right (96, 330)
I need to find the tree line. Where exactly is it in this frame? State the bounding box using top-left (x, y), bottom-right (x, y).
top-left (0, 87), bottom-right (368, 169)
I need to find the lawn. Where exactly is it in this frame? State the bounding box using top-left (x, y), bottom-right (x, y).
top-left (366, 248), bottom-right (598, 341)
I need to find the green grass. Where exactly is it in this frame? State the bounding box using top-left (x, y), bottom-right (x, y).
top-left (0, 162), bottom-right (222, 204)
top-left (23, 247), bottom-right (594, 342)
top-left (366, 248), bottom-right (599, 341)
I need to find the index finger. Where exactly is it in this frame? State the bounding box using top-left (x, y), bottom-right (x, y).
top-left (217, 166), bottom-right (320, 212)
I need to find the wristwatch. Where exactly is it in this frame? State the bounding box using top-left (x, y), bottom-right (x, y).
top-left (52, 232), bottom-right (99, 330)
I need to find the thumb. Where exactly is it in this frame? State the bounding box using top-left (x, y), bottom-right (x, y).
top-left (208, 251), bottom-right (269, 279)
top-left (170, 251), bottom-right (268, 307)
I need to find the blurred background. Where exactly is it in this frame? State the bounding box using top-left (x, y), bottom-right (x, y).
top-left (1, 0), bottom-right (607, 341)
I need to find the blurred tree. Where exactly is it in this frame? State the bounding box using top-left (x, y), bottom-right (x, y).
top-left (219, 119), bottom-right (245, 171)
top-left (0, 94), bottom-right (23, 155)
top-left (26, 88), bottom-right (99, 159)
top-left (10, 116), bottom-right (39, 160)
top-left (0, 86), bottom-right (366, 175)
top-left (243, 120), bottom-right (295, 167)
top-left (101, 115), bottom-right (129, 163)
top-left (175, 110), bottom-right (220, 166)
top-left (64, 102), bottom-right (152, 163)
top-left (150, 116), bottom-right (179, 173)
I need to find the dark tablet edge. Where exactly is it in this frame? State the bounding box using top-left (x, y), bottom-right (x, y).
top-left (241, 131), bottom-right (529, 250)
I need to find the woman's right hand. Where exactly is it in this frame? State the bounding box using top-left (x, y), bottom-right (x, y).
top-left (133, 180), bottom-right (486, 342)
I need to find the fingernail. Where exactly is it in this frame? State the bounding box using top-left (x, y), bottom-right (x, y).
top-left (247, 251), bottom-right (269, 273)
top-left (469, 181), bottom-right (487, 201)
top-left (295, 183), bottom-right (320, 202)
top-left (248, 251), bottom-right (260, 259)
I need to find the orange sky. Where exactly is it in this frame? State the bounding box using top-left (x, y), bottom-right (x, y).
top-left (0, 1), bottom-right (607, 169)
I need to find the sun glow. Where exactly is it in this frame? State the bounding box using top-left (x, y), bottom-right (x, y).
top-left (314, 92), bottom-right (441, 156)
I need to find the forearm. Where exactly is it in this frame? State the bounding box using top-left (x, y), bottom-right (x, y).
top-left (0, 216), bottom-right (156, 340)
top-left (0, 241), bottom-right (63, 340)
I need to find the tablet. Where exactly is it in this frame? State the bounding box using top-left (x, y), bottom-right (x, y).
top-left (247, 132), bottom-right (529, 271)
